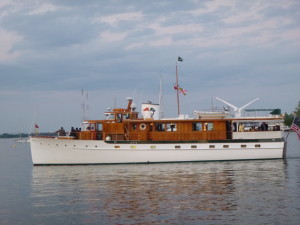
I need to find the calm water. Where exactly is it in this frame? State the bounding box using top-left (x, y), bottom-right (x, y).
top-left (0, 134), bottom-right (300, 225)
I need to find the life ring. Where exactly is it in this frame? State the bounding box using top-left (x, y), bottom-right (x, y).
top-left (140, 123), bottom-right (147, 130)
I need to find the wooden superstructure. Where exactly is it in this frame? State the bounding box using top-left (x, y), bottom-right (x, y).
top-left (71, 99), bottom-right (283, 143)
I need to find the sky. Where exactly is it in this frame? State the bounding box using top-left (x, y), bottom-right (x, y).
top-left (0, 0), bottom-right (300, 134)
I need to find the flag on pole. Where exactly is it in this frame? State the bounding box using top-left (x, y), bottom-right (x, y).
top-left (35, 124), bottom-right (39, 136)
top-left (178, 57), bottom-right (183, 62)
top-left (174, 84), bottom-right (187, 95)
top-left (291, 116), bottom-right (300, 140)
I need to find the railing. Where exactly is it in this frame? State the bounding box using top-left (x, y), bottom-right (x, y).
top-left (233, 131), bottom-right (283, 140)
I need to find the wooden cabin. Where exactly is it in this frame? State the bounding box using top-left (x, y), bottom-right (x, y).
top-left (69, 99), bottom-right (283, 142)
top-left (73, 98), bottom-right (229, 142)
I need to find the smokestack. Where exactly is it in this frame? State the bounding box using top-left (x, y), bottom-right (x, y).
top-left (126, 97), bottom-right (133, 110)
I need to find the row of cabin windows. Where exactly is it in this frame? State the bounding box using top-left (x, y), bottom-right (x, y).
top-left (105, 113), bottom-right (138, 121)
top-left (82, 123), bottom-right (103, 131)
top-left (132, 122), bottom-right (214, 132)
top-left (83, 122), bottom-right (214, 132)
top-left (193, 122), bottom-right (213, 131)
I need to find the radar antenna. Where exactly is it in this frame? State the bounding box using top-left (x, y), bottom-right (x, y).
top-left (216, 97), bottom-right (260, 118)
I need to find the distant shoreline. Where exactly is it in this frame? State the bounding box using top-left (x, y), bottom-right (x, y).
top-left (0, 133), bottom-right (56, 138)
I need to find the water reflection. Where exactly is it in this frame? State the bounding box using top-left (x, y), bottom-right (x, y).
top-left (30, 160), bottom-right (290, 224)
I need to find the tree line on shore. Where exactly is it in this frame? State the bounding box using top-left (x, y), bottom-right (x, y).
top-left (284, 101), bottom-right (300, 126)
top-left (0, 132), bottom-right (56, 139)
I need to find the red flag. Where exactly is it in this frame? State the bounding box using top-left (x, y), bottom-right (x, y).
top-left (291, 117), bottom-right (300, 140)
top-left (35, 124), bottom-right (39, 128)
top-left (291, 124), bottom-right (300, 139)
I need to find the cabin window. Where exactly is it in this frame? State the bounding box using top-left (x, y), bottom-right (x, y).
top-left (175, 145), bottom-right (181, 149)
top-left (97, 123), bottom-right (103, 131)
top-left (233, 122), bottom-right (237, 132)
top-left (90, 123), bottom-right (95, 131)
top-left (191, 145), bottom-right (197, 149)
top-left (114, 146), bottom-right (120, 149)
top-left (123, 113), bottom-right (130, 119)
top-left (150, 146), bottom-right (156, 149)
top-left (255, 144), bottom-right (261, 148)
top-left (155, 123), bottom-right (164, 131)
top-left (116, 113), bottom-right (122, 123)
top-left (223, 145), bottom-right (229, 148)
top-left (149, 123), bottom-right (153, 132)
top-left (166, 123), bottom-right (176, 132)
top-left (204, 122), bottom-right (213, 131)
top-left (241, 145), bottom-right (247, 148)
top-left (82, 123), bottom-right (89, 131)
top-left (209, 145), bottom-right (215, 148)
top-left (105, 113), bottom-right (115, 120)
top-left (132, 124), bottom-right (137, 131)
top-left (131, 146), bottom-right (136, 149)
top-left (193, 122), bottom-right (202, 131)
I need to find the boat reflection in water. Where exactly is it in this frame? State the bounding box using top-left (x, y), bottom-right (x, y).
top-left (30, 160), bottom-right (287, 224)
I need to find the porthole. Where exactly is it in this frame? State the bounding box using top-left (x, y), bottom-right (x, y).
top-left (255, 144), bottom-right (261, 148)
top-left (223, 145), bottom-right (229, 148)
top-left (209, 145), bottom-right (215, 148)
top-left (191, 145), bottom-right (197, 149)
top-left (175, 145), bottom-right (181, 149)
top-left (140, 123), bottom-right (147, 130)
top-left (241, 145), bottom-right (247, 148)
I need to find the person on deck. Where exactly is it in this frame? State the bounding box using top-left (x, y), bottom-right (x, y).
top-left (56, 127), bottom-right (66, 136)
top-left (70, 127), bottom-right (76, 136)
top-left (261, 122), bottom-right (268, 131)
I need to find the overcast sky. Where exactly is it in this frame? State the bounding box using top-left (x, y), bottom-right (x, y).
top-left (1, 0), bottom-right (300, 134)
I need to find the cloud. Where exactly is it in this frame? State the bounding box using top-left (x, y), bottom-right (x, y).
top-left (0, 28), bottom-right (21, 60)
top-left (95, 12), bottom-right (143, 26)
top-left (0, 0), bottom-right (299, 133)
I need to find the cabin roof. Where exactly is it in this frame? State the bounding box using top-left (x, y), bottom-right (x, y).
top-left (84, 116), bottom-right (283, 124)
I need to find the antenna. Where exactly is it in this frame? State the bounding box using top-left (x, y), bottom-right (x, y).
top-left (81, 89), bottom-right (89, 121)
top-left (86, 91), bottom-right (89, 119)
top-left (159, 73), bottom-right (164, 118)
top-left (216, 97), bottom-right (260, 118)
top-left (29, 104), bottom-right (38, 136)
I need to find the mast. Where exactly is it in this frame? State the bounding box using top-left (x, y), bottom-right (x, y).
top-left (29, 104), bottom-right (38, 136)
top-left (159, 73), bottom-right (164, 119)
top-left (176, 62), bottom-right (180, 116)
top-left (81, 89), bottom-right (89, 121)
top-left (176, 56), bottom-right (183, 116)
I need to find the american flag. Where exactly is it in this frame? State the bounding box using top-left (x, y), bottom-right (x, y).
top-left (291, 117), bottom-right (300, 139)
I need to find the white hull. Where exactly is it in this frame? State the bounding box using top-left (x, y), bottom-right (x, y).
top-left (30, 137), bottom-right (286, 165)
